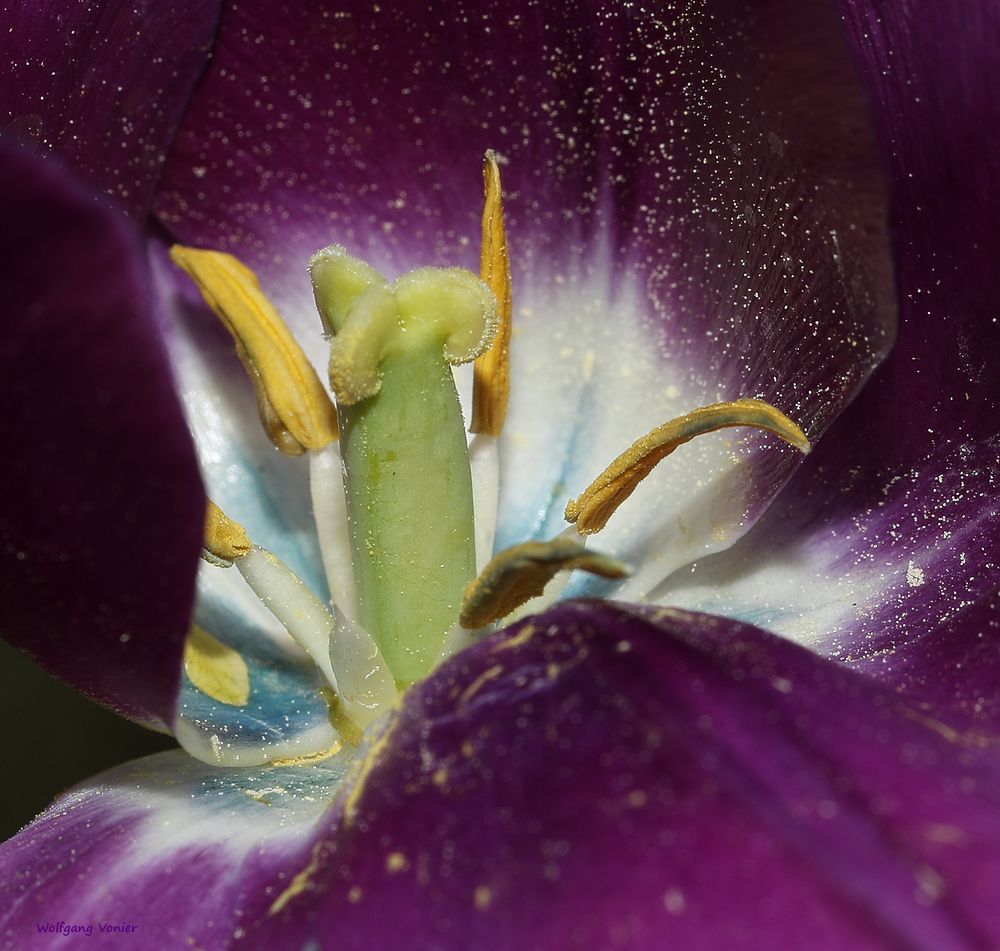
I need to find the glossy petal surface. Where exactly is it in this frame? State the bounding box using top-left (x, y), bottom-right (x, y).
top-left (246, 604), bottom-right (999, 949)
top-left (647, 0), bottom-right (1000, 714)
top-left (0, 143), bottom-right (204, 727)
top-left (155, 0), bottom-right (894, 578)
top-left (0, 749), bottom-right (353, 949)
top-left (0, 0), bottom-right (219, 220)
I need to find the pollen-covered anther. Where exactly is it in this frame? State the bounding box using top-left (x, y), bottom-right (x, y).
top-left (470, 149), bottom-right (513, 436)
top-left (565, 398), bottom-right (811, 535)
top-left (170, 246), bottom-right (339, 454)
top-left (309, 245), bottom-right (498, 406)
top-left (202, 500), bottom-right (252, 566)
top-left (460, 537), bottom-right (630, 629)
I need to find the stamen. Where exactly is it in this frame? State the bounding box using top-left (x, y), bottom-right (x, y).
top-left (460, 537), bottom-right (630, 629)
top-left (171, 246), bottom-right (339, 454)
top-left (565, 398), bottom-right (811, 535)
top-left (470, 150), bottom-right (513, 436)
top-left (202, 500), bottom-right (251, 566)
top-left (183, 625), bottom-right (250, 707)
top-left (200, 499), bottom-right (394, 727)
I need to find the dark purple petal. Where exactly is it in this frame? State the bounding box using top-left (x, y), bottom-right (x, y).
top-left (155, 0), bottom-right (894, 571)
top-left (835, 0), bottom-right (1000, 452)
top-left (0, 142), bottom-right (204, 727)
top-left (240, 603), bottom-right (1000, 949)
top-left (661, 0), bottom-right (1000, 705)
top-left (0, 749), bottom-right (352, 948)
top-left (0, 0), bottom-right (220, 220)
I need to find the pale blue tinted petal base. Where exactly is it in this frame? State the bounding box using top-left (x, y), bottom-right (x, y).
top-left (175, 566), bottom-right (338, 767)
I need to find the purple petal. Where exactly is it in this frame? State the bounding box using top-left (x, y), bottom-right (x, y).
top-left (0, 0), bottom-right (219, 220)
top-left (155, 0), bottom-right (894, 576)
top-left (0, 142), bottom-right (204, 727)
top-left (241, 603), bottom-right (1000, 948)
top-left (0, 749), bottom-right (352, 949)
top-left (835, 0), bottom-right (1000, 451)
top-left (657, 0), bottom-right (1000, 701)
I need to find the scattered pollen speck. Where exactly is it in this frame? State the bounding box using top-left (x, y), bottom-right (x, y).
top-left (663, 888), bottom-right (686, 915)
top-left (386, 852), bottom-right (409, 873)
top-left (906, 561), bottom-right (926, 587)
top-left (474, 885), bottom-right (493, 910)
top-left (347, 886), bottom-right (363, 904)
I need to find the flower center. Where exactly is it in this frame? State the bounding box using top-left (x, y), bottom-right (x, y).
top-left (174, 152), bottom-right (811, 752)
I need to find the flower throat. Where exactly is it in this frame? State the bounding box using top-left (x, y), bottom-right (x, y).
top-left (177, 152), bottom-right (809, 737)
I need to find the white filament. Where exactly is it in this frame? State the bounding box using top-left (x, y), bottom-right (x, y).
top-left (237, 546), bottom-right (395, 727)
top-left (309, 444), bottom-right (359, 622)
top-left (439, 621), bottom-right (484, 662)
top-left (469, 432), bottom-right (499, 572)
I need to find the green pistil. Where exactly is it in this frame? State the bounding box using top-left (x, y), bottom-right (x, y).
top-left (339, 345), bottom-right (475, 684)
top-left (310, 246), bottom-right (498, 684)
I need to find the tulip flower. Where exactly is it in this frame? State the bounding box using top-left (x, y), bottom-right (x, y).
top-left (1, 0), bottom-right (998, 948)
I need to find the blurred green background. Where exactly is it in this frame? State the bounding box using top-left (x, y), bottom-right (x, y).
top-left (0, 640), bottom-right (176, 839)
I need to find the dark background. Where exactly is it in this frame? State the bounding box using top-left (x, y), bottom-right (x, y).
top-left (0, 640), bottom-right (176, 839)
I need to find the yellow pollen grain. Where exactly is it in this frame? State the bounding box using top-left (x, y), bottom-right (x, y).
top-left (461, 538), bottom-right (629, 628)
top-left (203, 501), bottom-right (251, 563)
top-left (343, 702), bottom-right (405, 825)
top-left (457, 664), bottom-right (505, 708)
top-left (171, 245), bottom-right (339, 453)
top-left (323, 686), bottom-right (364, 749)
top-left (627, 789), bottom-right (648, 808)
top-left (493, 622), bottom-right (538, 653)
top-left (565, 398), bottom-right (811, 535)
top-left (347, 886), bottom-right (363, 904)
top-left (183, 625), bottom-right (250, 707)
top-left (474, 886), bottom-right (493, 911)
top-left (471, 150), bottom-right (512, 436)
top-left (267, 739), bottom-right (344, 768)
top-left (269, 841), bottom-right (324, 916)
top-left (386, 852), bottom-right (409, 873)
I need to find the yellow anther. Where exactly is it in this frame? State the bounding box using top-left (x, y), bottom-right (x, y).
top-left (183, 625), bottom-right (250, 707)
top-left (470, 150), bottom-right (513, 436)
top-left (565, 398), bottom-right (811, 535)
top-left (460, 537), bottom-right (630, 629)
top-left (203, 500), bottom-right (251, 565)
top-left (171, 246), bottom-right (339, 454)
